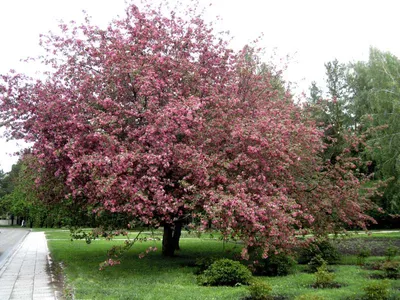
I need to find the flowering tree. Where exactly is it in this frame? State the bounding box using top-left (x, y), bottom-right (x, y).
top-left (0, 2), bottom-right (377, 258)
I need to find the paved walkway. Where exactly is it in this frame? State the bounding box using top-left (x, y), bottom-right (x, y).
top-left (0, 231), bottom-right (56, 300)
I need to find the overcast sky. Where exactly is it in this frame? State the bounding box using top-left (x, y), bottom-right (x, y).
top-left (1, 0), bottom-right (399, 172)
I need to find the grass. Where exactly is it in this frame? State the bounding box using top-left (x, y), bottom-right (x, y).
top-left (47, 230), bottom-right (247, 299)
top-left (265, 265), bottom-right (400, 299)
top-left (43, 229), bottom-right (400, 299)
top-left (342, 231), bottom-right (400, 239)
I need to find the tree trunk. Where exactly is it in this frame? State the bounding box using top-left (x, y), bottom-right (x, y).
top-left (172, 221), bottom-right (182, 251)
top-left (162, 222), bottom-right (183, 257)
top-left (162, 224), bottom-right (175, 256)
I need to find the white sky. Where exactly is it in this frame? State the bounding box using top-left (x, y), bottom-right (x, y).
top-left (1, 0), bottom-right (399, 172)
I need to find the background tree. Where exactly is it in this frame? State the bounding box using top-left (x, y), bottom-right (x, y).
top-left (308, 47), bottom-right (400, 221)
top-left (0, 169), bottom-right (7, 201)
top-left (0, 162), bottom-right (22, 220)
top-left (0, 169), bottom-right (8, 216)
top-left (307, 59), bottom-right (353, 164)
top-left (347, 48), bottom-right (400, 214)
top-left (0, 2), bottom-right (377, 258)
top-left (0, 159), bottom-right (48, 226)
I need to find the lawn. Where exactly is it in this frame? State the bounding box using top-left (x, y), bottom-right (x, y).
top-left (43, 229), bottom-right (400, 299)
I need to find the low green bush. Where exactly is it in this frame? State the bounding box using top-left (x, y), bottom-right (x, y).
top-left (198, 258), bottom-right (252, 286)
top-left (313, 262), bottom-right (335, 288)
top-left (381, 260), bottom-right (399, 279)
top-left (297, 239), bottom-right (340, 265)
top-left (308, 254), bottom-right (326, 273)
top-left (363, 280), bottom-right (390, 300)
top-left (194, 256), bottom-right (216, 275)
top-left (253, 253), bottom-right (296, 276)
top-left (356, 247), bottom-right (371, 266)
top-left (365, 260), bottom-right (382, 271)
top-left (247, 279), bottom-right (273, 300)
top-left (385, 245), bottom-right (399, 261)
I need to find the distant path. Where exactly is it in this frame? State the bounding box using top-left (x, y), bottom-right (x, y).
top-left (0, 228), bottom-right (30, 270)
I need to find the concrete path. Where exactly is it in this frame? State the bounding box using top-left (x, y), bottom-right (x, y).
top-left (0, 231), bottom-right (56, 300)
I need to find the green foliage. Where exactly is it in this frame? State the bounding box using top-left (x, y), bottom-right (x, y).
top-left (1, 156), bottom-right (135, 228)
top-left (247, 279), bottom-right (273, 300)
top-left (385, 245), bottom-right (398, 261)
top-left (347, 48), bottom-right (400, 213)
top-left (307, 59), bottom-right (353, 164)
top-left (0, 162), bottom-right (22, 217)
top-left (2, 158), bottom-right (77, 227)
top-left (194, 256), bottom-right (217, 275)
top-left (366, 260), bottom-right (383, 271)
top-left (381, 260), bottom-right (399, 279)
top-left (308, 255), bottom-right (326, 273)
top-left (0, 169), bottom-right (7, 200)
top-left (313, 262), bottom-right (335, 288)
top-left (363, 280), bottom-right (390, 300)
top-left (198, 258), bottom-right (252, 286)
top-left (298, 239), bottom-right (340, 265)
top-left (0, 160), bottom-right (33, 221)
top-left (308, 48), bottom-right (400, 216)
top-left (356, 247), bottom-right (371, 265)
top-left (253, 253), bottom-right (296, 276)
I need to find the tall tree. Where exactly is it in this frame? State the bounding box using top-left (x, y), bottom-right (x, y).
top-left (347, 48), bottom-right (400, 213)
top-left (307, 59), bottom-right (353, 164)
top-left (0, 163), bottom-right (22, 217)
top-left (0, 169), bottom-right (7, 216)
top-left (0, 169), bottom-right (6, 198)
top-left (0, 2), bottom-right (377, 259)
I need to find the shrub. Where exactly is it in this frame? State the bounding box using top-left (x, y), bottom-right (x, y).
top-left (313, 262), bottom-right (335, 288)
top-left (385, 245), bottom-right (398, 261)
top-left (198, 258), bottom-right (252, 286)
top-left (366, 261), bottom-right (382, 271)
top-left (356, 247), bottom-right (371, 266)
top-left (298, 239), bottom-right (340, 265)
top-left (253, 253), bottom-right (296, 276)
top-left (308, 255), bottom-right (326, 273)
top-left (381, 260), bottom-right (399, 279)
top-left (194, 257), bottom-right (216, 275)
top-left (363, 280), bottom-right (390, 300)
top-left (247, 279), bottom-right (273, 300)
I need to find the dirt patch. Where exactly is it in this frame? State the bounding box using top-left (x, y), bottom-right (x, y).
top-left (332, 238), bottom-right (400, 256)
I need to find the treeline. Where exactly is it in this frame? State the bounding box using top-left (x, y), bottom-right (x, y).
top-left (307, 47), bottom-right (400, 227)
top-left (0, 158), bottom-right (71, 227)
top-left (0, 156), bottom-right (138, 228)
